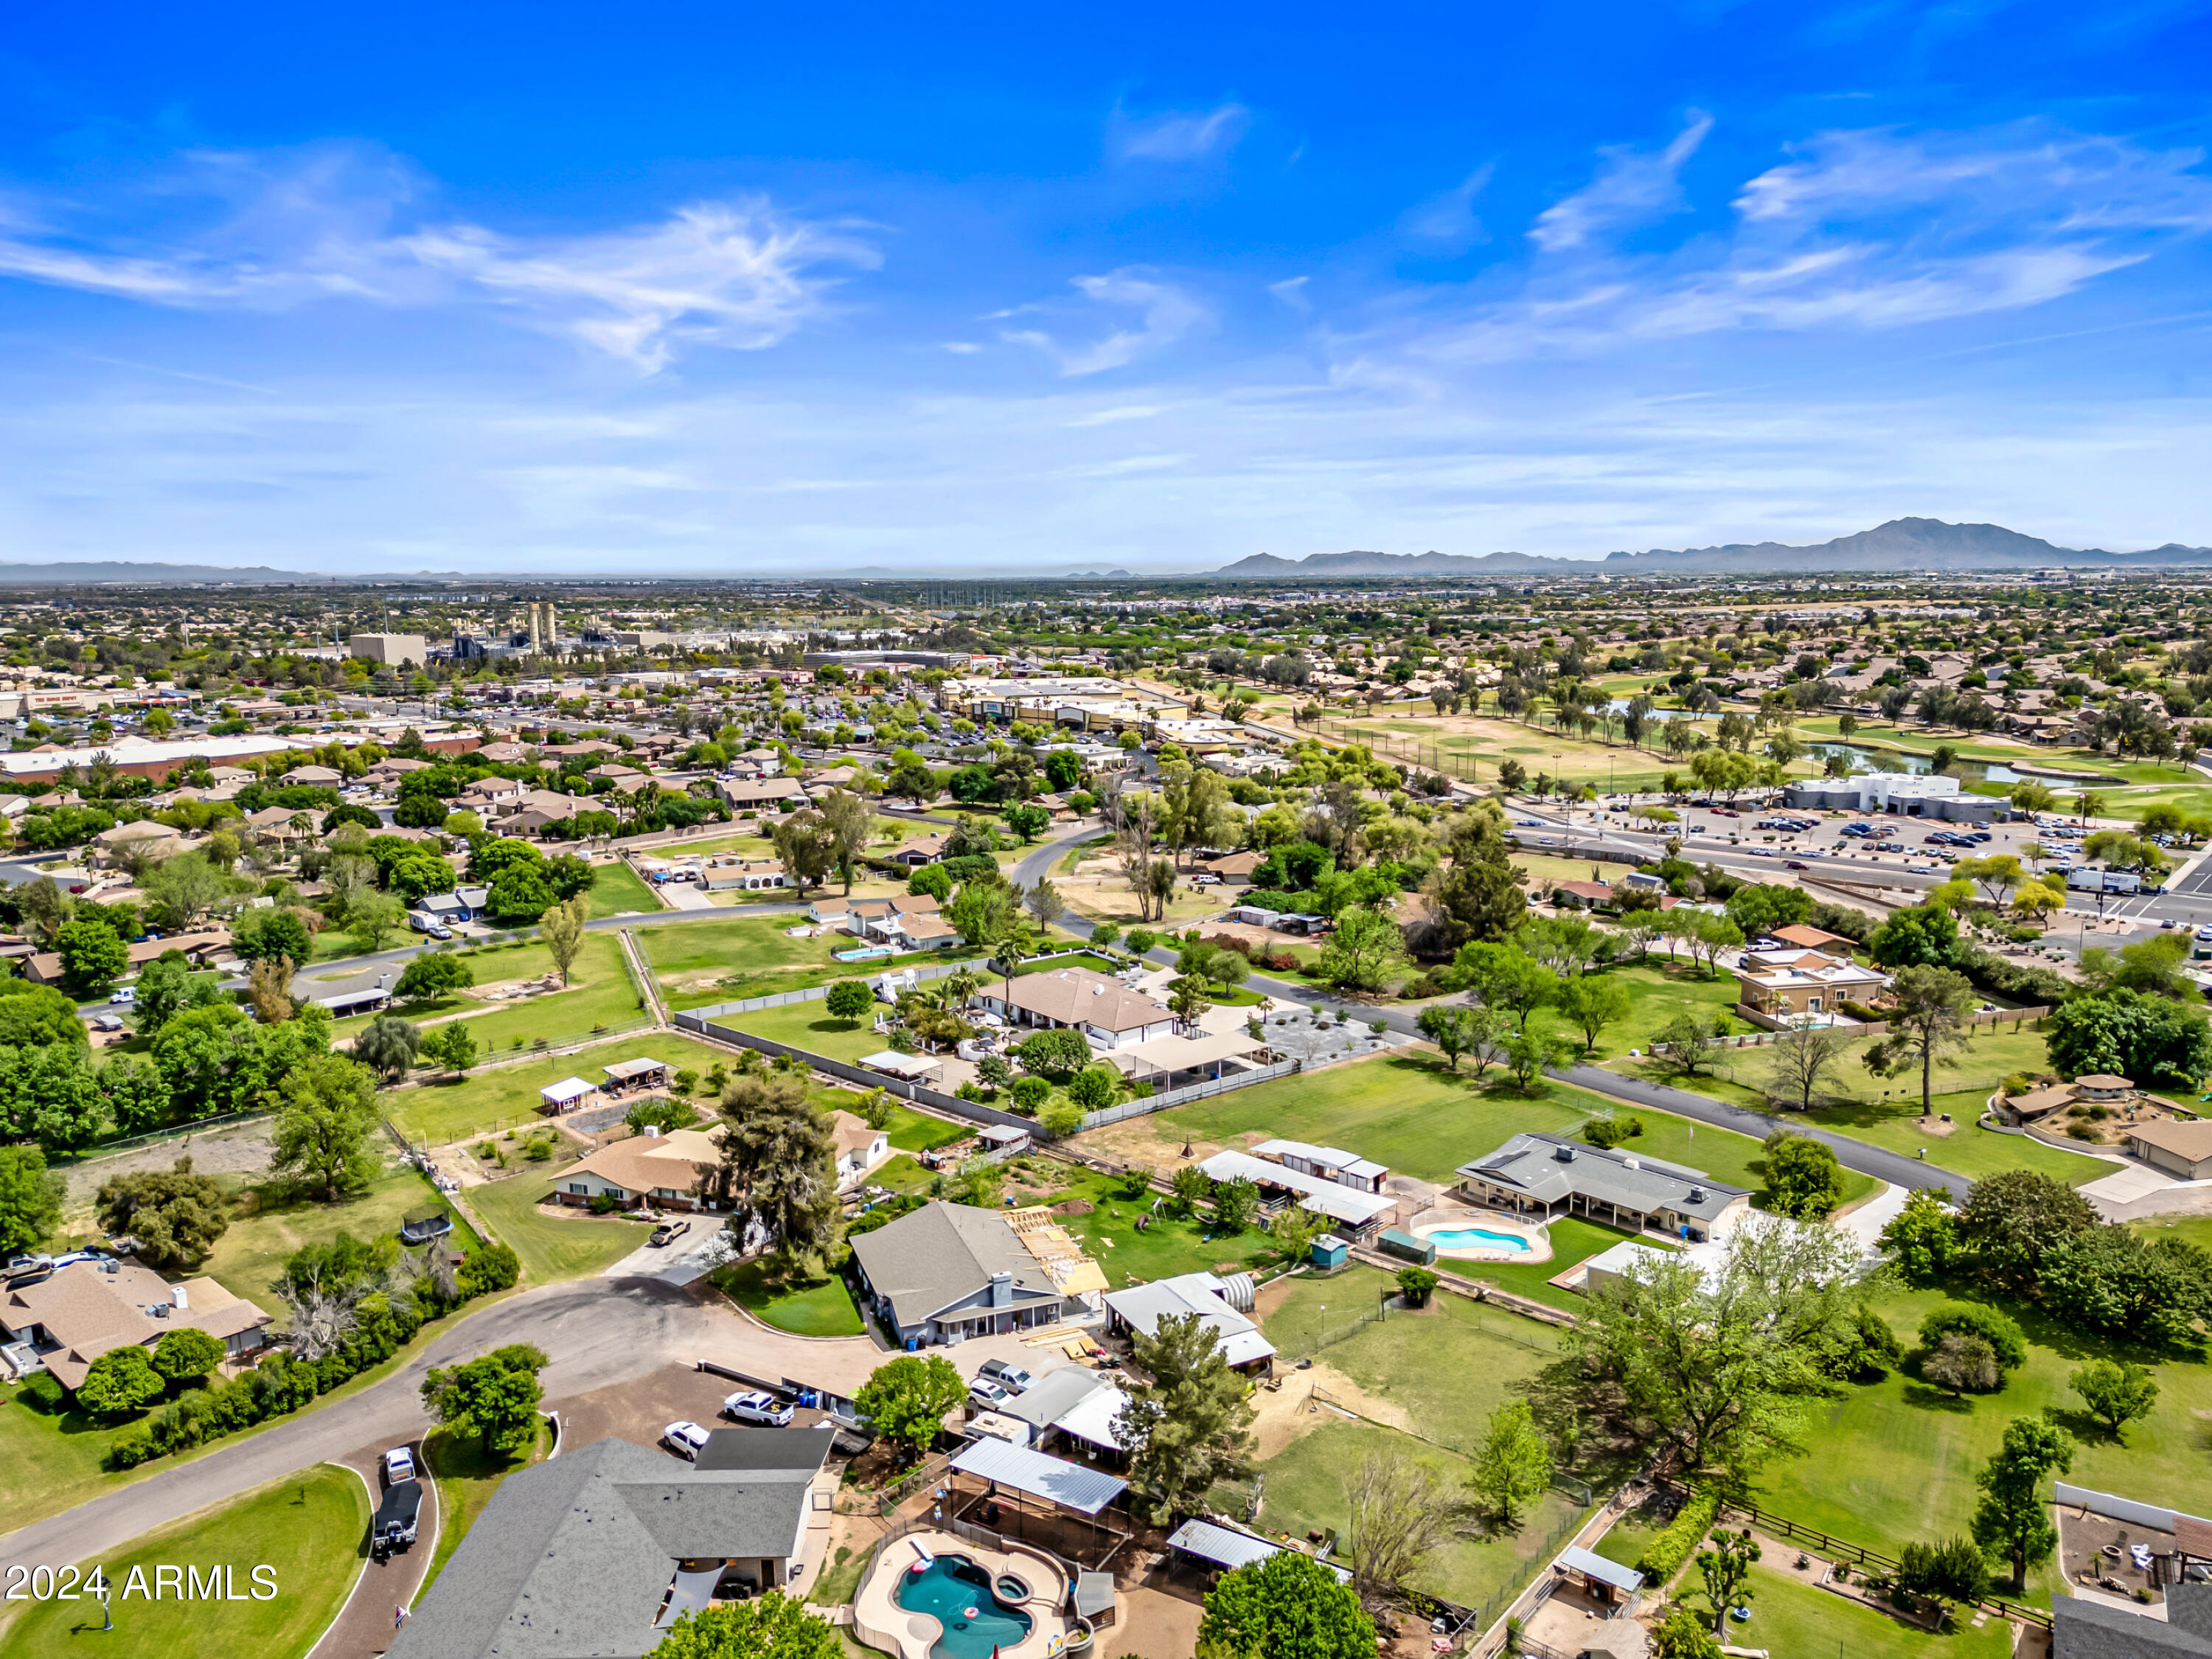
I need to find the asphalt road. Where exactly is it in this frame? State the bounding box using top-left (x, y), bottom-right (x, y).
top-left (0, 1277), bottom-right (717, 1576)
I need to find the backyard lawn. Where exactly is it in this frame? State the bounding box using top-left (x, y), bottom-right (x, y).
top-left (714, 1260), bottom-right (866, 1336)
top-left (467, 1152), bottom-right (655, 1284)
top-left (1754, 1277), bottom-right (2212, 1600)
top-left (1465, 1216), bottom-right (1649, 1312)
top-left (587, 860), bottom-right (659, 917)
top-left (726, 998), bottom-right (893, 1064)
top-left (385, 1032), bottom-right (731, 1146)
top-left (1569, 959), bottom-right (1746, 1062)
top-left (1677, 1563), bottom-right (2015, 1659)
top-left (419, 1419), bottom-right (552, 1599)
top-left (1003, 1161), bottom-right (1286, 1286)
top-left (0, 1378), bottom-right (159, 1544)
top-left (1150, 1052), bottom-right (1597, 1182)
top-left (335, 935), bottom-right (644, 1052)
top-left (1578, 1102), bottom-right (1877, 1211)
top-left (1253, 1270), bottom-right (1599, 1615)
top-left (0, 1465), bottom-right (367, 1659)
top-left (200, 1155), bottom-right (481, 1307)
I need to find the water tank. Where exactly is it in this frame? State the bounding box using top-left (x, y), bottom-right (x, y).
top-left (1216, 1272), bottom-right (1256, 1312)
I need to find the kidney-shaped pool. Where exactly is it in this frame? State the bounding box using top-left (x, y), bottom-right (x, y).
top-left (893, 1554), bottom-right (1033, 1659)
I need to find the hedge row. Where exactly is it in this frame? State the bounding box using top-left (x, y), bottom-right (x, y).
top-left (104, 1242), bottom-right (519, 1470)
top-left (1635, 1488), bottom-right (1722, 1585)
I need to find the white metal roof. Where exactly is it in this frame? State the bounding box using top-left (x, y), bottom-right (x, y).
top-left (1167, 1520), bottom-right (1352, 1583)
top-left (948, 1438), bottom-right (1127, 1515)
top-left (1556, 1545), bottom-right (1645, 1595)
top-left (1251, 1138), bottom-right (1389, 1182)
top-left (1197, 1149), bottom-right (1396, 1226)
top-left (1102, 1272), bottom-right (1276, 1368)
top-left (859, 1051), bottom-right (942, 1079)
top-left (540, 1077), bottom-right (596, 1104)
top-left (1051, 1381), bottom-right (1136, 1452)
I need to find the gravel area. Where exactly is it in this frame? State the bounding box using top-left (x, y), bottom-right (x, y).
top-left (1252, 1004), bottom-right (1407, 1067)
top-left (60, 1119), bottom-right (277, 1213)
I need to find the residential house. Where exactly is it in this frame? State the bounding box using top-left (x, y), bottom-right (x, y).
top-left (279, 764), bottom-right (344, 788)
top-left (2126, 1119), bottom-right (2212, 1181)
top-left (1456, 1132), bottom-right (1751, 1243)
top-left (831, 1110), bottom-right (891, 1189)
top-left (386, 1431), bottom-right (838, 1659)
top-left (703, 857), bottom-right (789, 893)
top-left (1767, 922), bottom-right (1857, 957)
top-left (0, 1257), bottom-right (272, 1393)
top-left (717, 776), bottom-right (807, 814)
top-left (971, 966), bottom-right (1176, 1051)
top-left (551, 1125), bottom-right (723, 1214)
top-left (877, 831), bottom-right (949, 868)
top-left (1734, 956), bottom-right (1891, 1023)
top-left (847, 1200), bottom-right (1079, 1346)
top-left (459, 776), bottom-right (525, 812)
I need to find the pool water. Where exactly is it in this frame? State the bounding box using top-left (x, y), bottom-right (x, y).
top-left (1425, 1226), bottom-right (1531, 1253)
top-left (893, 1554), bottom-right (1034, 1658)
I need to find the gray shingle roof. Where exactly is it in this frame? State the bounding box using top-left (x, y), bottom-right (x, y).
top-left (386, 1436), bottom-right (824, 1659)
top-left (2054, 1590), bottom-right (2212, 1658)
top-left (1457, 1132), bottom-right (1747, 1222)
top-left (846, 1200), bottom-right (1060, 1327)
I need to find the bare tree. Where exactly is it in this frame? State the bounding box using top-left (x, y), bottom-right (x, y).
top-left (1764, 1023), bottom-right (1854, 1110)
top-left (1112, 787), bottom-right (1161, 919)
top-left (1346, 1446), bottom-right (1458, 1607)
top-left (278, 1270), bottom-right (368, 1363)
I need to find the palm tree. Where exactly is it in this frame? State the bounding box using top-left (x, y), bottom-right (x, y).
top-left (992, 925), bottom-right (1037, 1008)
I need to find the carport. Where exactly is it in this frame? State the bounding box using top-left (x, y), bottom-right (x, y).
top-left (947, 1438), bottom-right (1130, 1567)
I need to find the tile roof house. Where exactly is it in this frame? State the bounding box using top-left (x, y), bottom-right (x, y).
top-left (0, 1258), bottom-right (272, 1393)
top-left (972, 965), bottom-right (1176, 1051)
top-left (386, 1431), bottom-right (836, 1659)
top-left (848, 1200), bottom-right (1077, 1346)
top-left (830, 1110), bottom-right (891, 1190)
top-left (551, 1126), bottom-right (726, 1214)
top-left (1734, 956), bottom-right (1891, 1023)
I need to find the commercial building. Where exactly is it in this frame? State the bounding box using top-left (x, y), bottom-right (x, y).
top-left (348, 633), bottom-right (428, 667)
top-left (1779, 771), bottom-right (2004, 824)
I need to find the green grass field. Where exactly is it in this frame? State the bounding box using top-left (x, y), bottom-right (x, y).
top-left (1570, 959), bottom-right (1747, 1062)
top-left (713, 1261), bottom-right (866, 1335)
top-left (1253, 1269), bottom-right (1593, 1612)
top-left (201, 1155), bottom-right (481, 1307)
top-left (419, 1419), bottom-right (550, 1599)
top-left (588, 860), bottom-right (659, 917)
top-left (337, 936), bottom-right (648, 1055)
top-left (467, 1152), bottom-right (655, 1284)
top-left (1754, 1278), bottom-right (2212, 1601)
top-left (0, 1465), bottom-right (367, 1659)
top-left (1677, 1563), bottom-right (2014, 1658)
top-left (725, 998), bottom-right (893, 1063)
top-left (637, 914), bottom-right (974, 1010)
top-left (0, 1380), bottom-right (162, 1547)
top-left (386, 1032), bottom-right (731, 1146)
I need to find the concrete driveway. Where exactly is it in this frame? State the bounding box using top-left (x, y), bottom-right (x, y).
top-left (602, 1222), bottom-right (733, 1286)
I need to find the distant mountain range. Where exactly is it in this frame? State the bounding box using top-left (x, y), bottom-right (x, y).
top-left (0, 560), bottom-right (358, 585)
top-left (1207, 518), bottom-right (2212, 579)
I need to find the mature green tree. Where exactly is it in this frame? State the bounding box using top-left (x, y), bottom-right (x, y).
top-left (2045, 988), bottom-right (2212, 1091)
top-left (0, 1144), bottom-right (63, 1255)
top-left (421, 1343), bottom-right (549, 1455)
top-left (233, 907), bottom-right (313, 966)
top-left (55, 918), bottom-right (131, 997)
top-left (0, 979), bottom-right (91, 1048)
top-left (1470, 1400), bottom-right (1554, 1524)
top-left (1954, 1171), bottom-right (2098, 1296)
top-left (1432, 803), bottom-right (1526, 946)
top-left (1864, 966), bottom-right (1979, 1115)
top-left (1866, 902), bottom-right (1963, 969)
top-left (1452, 940), bottom-right (1553, 1031)
top-left (1924, 1333), bottom-right (2001, 1397)
top-left (1972, 1416), bottom-right (2074, 1589)
top-left (99, 1051), bottom-right (173, 1135)
top-left (1650, 1606), bottom-right (1724, 1659)
top-left (824, 979), bottom-right (874, 1023)
top-left (394, 952), bottom-right (475, 1002)
top-left (1759, 1130), bottom-right (1846, 1220)
top-left (95, 1157), bottom-right (229, 1269)
top-left (769, 809), bottom-right (838, 897)
top-left (1879, 1188), bottom-right (1958, 1283)
top-left (1565, 1217), bottom-right (1860, 1482)
top-left (2077, 933), bottom-right (2197, 1003)
top-left (1500, 1018), bottom-right (1575, 1093)
top-left (1417, 1004), bottom-right (1496, 1073)
top-left (646, 1595), bottom-right (841, 1659)
top-left (77, 1345), bottom-right (165, 1413)
top-left (1642, 1011), bottom-right (1731, 1082)
top-left (150, 1326), bottom-right (226, 1383)
top-left (1896, 1536), bottom-right (1990, 1622)
top-left (1113, 1311), bottom-right (1257, 1525)
top-left (1764, 1022), bottom-right (1853, 1110)
top-left (2071, 1359), bottom-right (2160, 1441)
top-left (432, 1022), bottom-right (480, 1077)
top-left (268, 1053), bottom-right (383, 1201)
top-left (347, 889), bottom-right (405, 954)
top-left (352, 1015), bottom-right (423, 1082)
top-left (538, 894), bottom-right (590, 986)
top-left (1002, 803), bottom-right (1051, 843)
top-left (1554, 975), bottom-right (1632, 1054)
top-left (702, 1071), bottom-right (841, 1264)
top-left (852, 1354), bottom-right (967, 1464)
top-left (0, 1042), bottom-right (108, 1152)
top-left (815, 787), bottom-right (876, 895)
top-left (1197, 1548), bottom-right (1375, 1659)
top-left (2039, 1224), bottom-right (2212, 1344)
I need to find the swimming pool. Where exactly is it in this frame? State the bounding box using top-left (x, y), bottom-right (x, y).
top-left (1424, 1226), bottom-right (1532, 1253)
top-left (893, 1554), bottom-right (1033, 1659)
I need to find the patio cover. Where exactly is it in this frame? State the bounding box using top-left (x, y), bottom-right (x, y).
top-left (1195, 1149), bottom-right (1397, 1227)
top-left (1105, 1029), bottom-right (1265, 1078)
top-left (949, 1438), bottom-right (1127, 1515)
top-left (1166, 1520), bottom-right (1352, 1584)
top-left (655, 1567), bottom-right (722, 1628)
top-left (603, 1057), bottom-right (667, 1082)
top-left (540, 1077), bottom-right (596, 1107)
top-left (1556, 1545), bottom-right (1644, 1595)
top-left (859, 1051), bottom-right (942, 1079)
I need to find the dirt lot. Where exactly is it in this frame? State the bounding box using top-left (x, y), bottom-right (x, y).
top-left (60, 1118), bottom-right (277, 1215)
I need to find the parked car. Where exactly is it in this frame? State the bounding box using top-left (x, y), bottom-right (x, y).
top-left (90, 1014), bottom-right (124, 1032)
top-left (430, 925), bottom-right (454, 941)
top-left (649, 1220), bottom-right (691, 1248)
top-left (663, 1420), bottom-right (713, 1459)
top-left (967, 1377), bottom-right (1012, 1410)
top-left (979, 1359), bottom-right (1034, 1394)
top-left (723, 1390), bottom-right (796, 1427)
top-left (383, 1445), bottom-right (416, 1485)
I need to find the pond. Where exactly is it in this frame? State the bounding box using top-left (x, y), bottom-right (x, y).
top-left (1806, 743), bottom-right (2025, 785)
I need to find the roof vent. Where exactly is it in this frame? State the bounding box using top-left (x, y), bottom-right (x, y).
top-left (172, 1284), bottom-right (189, 1310)
top-left (1688, 1187), bottom-right (1708, 1204)
top-left (644, 1125), bottom-right (661, 1138)
top-left (148, 1303), bottom-right (170, 1319)
top-left (1554, 1146), bottom-right (1576, 1162)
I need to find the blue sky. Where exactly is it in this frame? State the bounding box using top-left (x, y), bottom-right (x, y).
top-left (1, 1), bottom-right (2209, 574)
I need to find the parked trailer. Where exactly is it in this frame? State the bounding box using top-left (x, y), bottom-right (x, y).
top-left (374, 1479), bottom-right (422, 1555)
top-left (2067, 868), bottom-right (2105, 892)
top-left (2103, 871), bottom-right (2142, 896)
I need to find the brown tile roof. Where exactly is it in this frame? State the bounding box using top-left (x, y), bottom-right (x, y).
top-left (0, 1261), bottom-right (270, 1391)
top-left (997, 967), bottom-right (1171, 1034)
top-left (557, 1126), bottom-right (724, 1199)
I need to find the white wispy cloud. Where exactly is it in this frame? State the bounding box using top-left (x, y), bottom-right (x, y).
top-left (1268, 275), bottom-right (1312, 312)
top-left (1401, 163), bottom-right (1495, 251)
top-left (1003, 269), bottom-right (1208, 375)
top-left (1111, 102), bottom-right (1251, 161)
top-left (0, 147), bottom-right (876, 372)
top-left (1531, 111), bottom-right (1714, 251)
